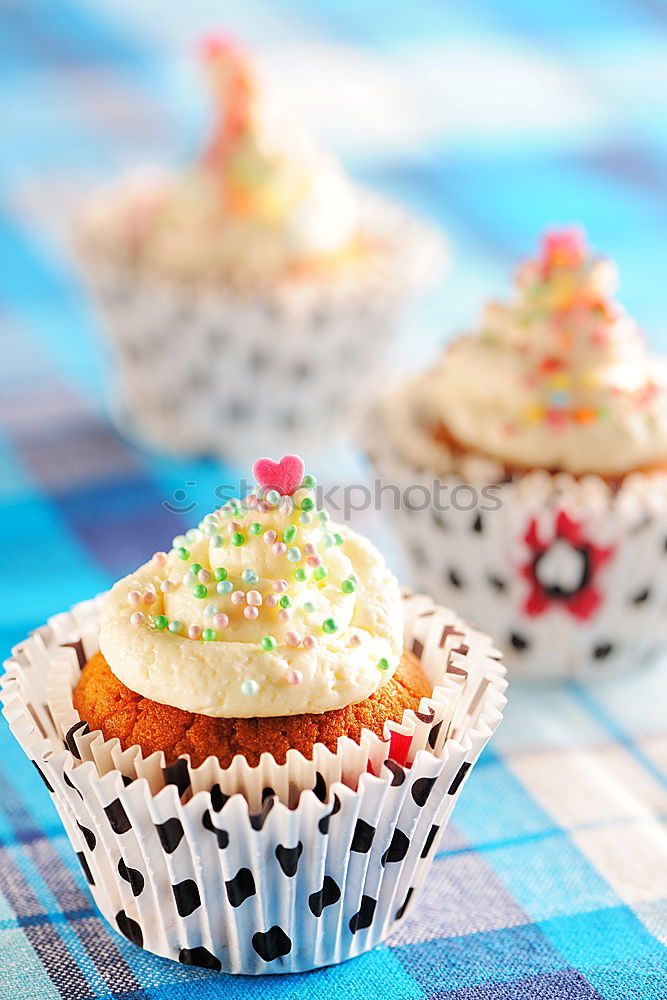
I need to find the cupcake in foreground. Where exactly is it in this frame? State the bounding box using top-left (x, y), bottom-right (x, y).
top-left (1, 454), bottom-right (505, 975)
top-left (78, 37), bottom-right (445, 460)
top-left (366, 229), bottom-right (667, 677)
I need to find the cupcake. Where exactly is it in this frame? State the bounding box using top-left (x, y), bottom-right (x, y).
top-left (367, 229), bottom-right (667, 678)
top-left (78, 37), bottom-right (444, 460)
top-left (1, 454), bottom-right (505, 974)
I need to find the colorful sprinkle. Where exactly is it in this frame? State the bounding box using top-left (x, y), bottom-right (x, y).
top-left (213, 613), bottom-right (229, 630)
top-left (242, 568), bottom-right (259, 584)
top-left (341, 578), bottom-right (356, 594)
top-left (313, 565), bottom-right (327, 581)
top-left (188, 625), bottom-right (202, 640)
top-left (287, 546), bottom-right (302, 562)
top-left (143, 590), bottom-right (157, 605)
top-left (266, 489), bottom-right (281, 505)
top-left (244, 606), bottom-right (259, 620)
top-left (264, 530), bottom-right (277, 545)
top-left (168, 620), bottom-right (183, 634)
top-left (232, 532), bottom-right (245, 547)
top-left (242, 678), bottom-right (259, 696)
top-left (152, 551), bottom-right (167, 566)
top-left (301, 474), bottom-right (316, 489)
top-left (286, 669), bottom-right (303, 685)
top-left (192, 584), bottom-right (208, 599)
top-left (205, 604), bottom-right (219, 616)
top-left (300, 497), bottom-right (314, 512)
top-left (279, 595), bottom-right (292, 609)
top-left (322, 618), bottom-right (337, 634)
top-left (250, 522), bottom-right (263, 535)
top-left (231, 591), bottom-right (245, 605)
top-left (214, 567), bottom-right (228, 582)
top-left (154, 615), bottom-right (168, 631)
top-left (202, 628), bottom-right (217, 641)
top-left (127, 590), bottom-right (142, 606)
top-left (295, 568), bottom-right (308, 582)
top-left (278, 609), bottom-right (291, 623)
top-left (283, 524), bottom-right (297, 544)
top-left (246, 590), bottom-right (263, 606)
top-left (264, 593), bottom-right (278, 608)
top-left (212, 534), bottom-right (224, 548)
top-left (160, 580), bottom-right (175, 593)
top-left (261, 636), bottom-right (277, 651)
top-left (304, 601), bottom-right (316, 613)
top-left (273, 579), bottom-right (288, 593)
top-left (285, 631), bottom-right (302, 648)
top-left (302, 635), bottom-right (316, 650)
top-left (130, 611), bottom-right (145, 626)
top-left (298, 512), bottom-right (313, 526)
top-left (334, 533), bottom-right (344, 546)
top-left (307, 555), bottom-right (323, 568)
top-left (217, 580), bottom-right (233, 595)
top-left (377, 657), bottom-right (391, 671)
top-left (191, 563), bottom-right (203, 576)
top-left (176, 547), bottom-right (189, 560)
top-left (273, 542), bottom-right (287, 556)
top-left (197, 569), bottom-right (212, 584)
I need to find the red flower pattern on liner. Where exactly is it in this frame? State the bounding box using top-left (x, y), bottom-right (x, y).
top-left (521, 510), bottom-right (614, 620)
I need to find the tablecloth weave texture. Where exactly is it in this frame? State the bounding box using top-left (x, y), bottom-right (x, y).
top-left (2, 1), bottom-right (667, 997)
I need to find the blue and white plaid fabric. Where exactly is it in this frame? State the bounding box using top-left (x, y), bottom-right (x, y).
top-left (3, 1), bottom-right (667, 996)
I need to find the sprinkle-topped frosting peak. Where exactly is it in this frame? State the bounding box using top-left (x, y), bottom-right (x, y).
top-left (99, 458), bottom-right (403, 718)
top-left (83, 38), bottom-right (361, 286)
top-left (424, 229), bottom-right (667, 475)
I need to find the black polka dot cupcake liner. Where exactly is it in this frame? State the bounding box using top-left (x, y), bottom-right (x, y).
top-left (366, 408), bottom-right (667, 678)
top-left (78, 195), bottom-right (445, 462)
top-left (1, 591), bottom-right (505, 974)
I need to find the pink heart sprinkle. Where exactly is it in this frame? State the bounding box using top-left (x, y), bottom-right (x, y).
top-left (253, 455), bottom-right (305, 497)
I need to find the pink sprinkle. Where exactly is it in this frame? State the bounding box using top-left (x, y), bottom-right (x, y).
top-left (278, 609), bottom-right (291, 623)
top-left (231, 591), bottom-right (245, 605)
top-left (272, 579), bottom-right (288, 593)
top-left (130, 611), bottom-right (145, 626)
top-left (245, 494), bottom-right (258, 510)
top-left (278, 496), bottom-right (294, 515)
top-left (246, 590), bottom-right (262, 606)
top-left (143, 590), bottom-right (157, 605)
top-left (303, 542), bottom-right (316, 557)
top-left (160, 579), bottom-right (174, 593)
top-left (127, 590), bottom-right (142, 606)
top-left (265, 594), bottom-right (278, 608)
top-left (264, 530), bottom-right (277, 545)
top-left (307, 555), bottom-right (323, 568)
top-left (350, 635), bottom-right (361, 647)
top-left (286, 669), bottom-right (303, 685)
top-left (244, 606), bottom-right (259, 620)
top-left (228, 521), bottom-right (241, 535)
top-left (152, 551), bottom-right (167, 566)
top-left (197, 569), bottom-right (212, 584)
top-left (213, 613), bottom-right (229, 630)
top-left (273, 542), bottom-right (287, 556)
top-left (285, 631), bottom-right (302, 648)
top-left (188, 625), bottom-right (202, 640)
top-left (259, 501), bottom-right (271, 513)
top-left (302, 635), bottom-right (316, 650)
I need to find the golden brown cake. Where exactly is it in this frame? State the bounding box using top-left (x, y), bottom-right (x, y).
top-left (74, 648), bottom-right (430, 769)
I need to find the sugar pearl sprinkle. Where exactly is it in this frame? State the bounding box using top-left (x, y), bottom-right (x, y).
top-left (124, 460), bottom-right (378, 687)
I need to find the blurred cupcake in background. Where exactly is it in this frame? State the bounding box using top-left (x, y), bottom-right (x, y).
top-left (366, 229), bottom-right (667, 677)
top-left (78, 36), bottom-right (445, 460)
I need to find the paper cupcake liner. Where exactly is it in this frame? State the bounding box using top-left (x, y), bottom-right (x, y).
top-left (1, 592), bottom-right (505, 974)
top-left (366, 401), bottom-right (667, 679)
top-left (78, 192), bottom-right (446, 462)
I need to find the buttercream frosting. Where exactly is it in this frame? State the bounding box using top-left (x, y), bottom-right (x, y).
top-left (99, 458), bottom-right (403, 718)
top-left (420, 230), bottom-right (667, 476)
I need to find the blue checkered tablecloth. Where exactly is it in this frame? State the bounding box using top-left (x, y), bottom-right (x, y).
top-left (3, 1), bottom-right (667, 997)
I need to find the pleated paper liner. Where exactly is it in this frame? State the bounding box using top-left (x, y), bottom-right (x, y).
top-left (1, 591), bottom-right (505, 974)
top-left (365, 394), bottom-right (667, 679)
top-left (77, 189), bottom-right (446, 462)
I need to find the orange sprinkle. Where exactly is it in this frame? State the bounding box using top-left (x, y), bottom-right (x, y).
top-left (573, 407), bottom-right (597, 424)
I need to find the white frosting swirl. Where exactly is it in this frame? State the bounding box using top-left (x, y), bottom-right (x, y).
top-left (99, 488), bottom-right (403, 718)
top-left (424, 232), bottom-right (667, 476)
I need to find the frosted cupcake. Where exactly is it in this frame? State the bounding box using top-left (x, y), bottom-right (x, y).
top-left (78, 37), bottom-right (444, 459)
top-left (1, 454), bottom-right (505, 974)
top-left (367, 230), bottom-right (667, 677)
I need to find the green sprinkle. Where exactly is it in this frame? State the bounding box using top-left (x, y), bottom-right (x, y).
top-left (334, 533), bottom-right (344, 546)
top-left (176, 547), bottom-right (189, 561)
top-left (377, 657), bottom-right (391, 671)
top-left (214, 567), bottom-right (228, 581)
top-left (313, 566), bottom-right (327, 582)
top-left (283, 524), bottom-right (297, 544)
top-left (168, 620), bottom-right (183, 634)
top-left (261, 636), bottom-right (276, 651)
top-left (279, 595), bottom-right (292, 609)
top-left (250, 522), bottom-right (263, 535)
top-left (322, 618), bottom-right (337, 634)
top-left (318, 510), bottom-right (330, 523)
top-left (301, 474), bottom-right (317, 489)
top-left (154, 615), bottom-right (168, 631)
top-left (295, 568), bottom-right (308, 582)
top-left (232, 532), bottom-right (245, 547)
top-left (190, 563), bottom-right (203, 576)
top-left (241, 678), bottom-right (259, 696)
top-left (341, 578), bottom-right (356, 594)
top-left (192, 583), bottom-right (208, 599)
top-left (300, 497), bottom-right (314, 512)
top-left (202, 628), bottom-right (217, 641)
top-left (304, 601), bottom-right (316, 613)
